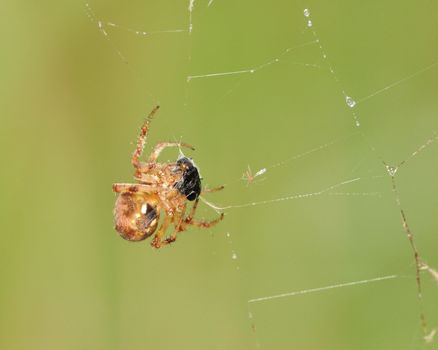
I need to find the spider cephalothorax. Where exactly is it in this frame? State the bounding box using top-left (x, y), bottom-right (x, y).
top-left (112, 106), bottom-right (224, 249)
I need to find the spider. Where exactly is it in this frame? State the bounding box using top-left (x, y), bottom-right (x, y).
top-left (112, 105), bottom-right (224, 249)
top-left (241, 165), bottom-right (267, 186)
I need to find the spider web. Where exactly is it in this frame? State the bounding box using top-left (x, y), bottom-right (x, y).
top-left (84, 1), bottom-right (438, 349)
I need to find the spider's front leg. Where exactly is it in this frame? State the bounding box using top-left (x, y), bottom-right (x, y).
top-left (130, 105), bottom-right (195, 171)
top-left (131, 105), bottom-right (160, 170)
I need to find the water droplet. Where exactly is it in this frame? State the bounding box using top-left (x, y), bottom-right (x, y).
top-left (226, 232), bottom-right (231, 238)
top-left (323, 54), bottom-right (327, 59)
top-left (355, 120), bottom-right (361, 127)
top-left (345, 96), bottom-right (356, 108)
top-left (250, 69), bottom-right (255, 73)
top-left (307, 20), bottom-right (313, 27)
top-left (303, 8), bottom-right (310, 17)
top-left (231, 251), bottom-right (238, 260)
top-left (386, 165), bottom-right (398, 176)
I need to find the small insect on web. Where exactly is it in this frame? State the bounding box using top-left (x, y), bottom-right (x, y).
top-left (241, 165), bottom-right (267, 186)
top-left (112, 106), bottom-right (224, 249)
top-left (239, 132), bottom-right (364, 188)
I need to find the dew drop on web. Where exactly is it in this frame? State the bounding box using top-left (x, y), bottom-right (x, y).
top-left (386, 165), bottom-right (398, 176)
top-left (345, 96), bottom-right (357, 108)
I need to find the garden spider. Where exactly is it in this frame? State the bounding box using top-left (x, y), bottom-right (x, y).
top-left (112, 106), bottom-right (224, 249)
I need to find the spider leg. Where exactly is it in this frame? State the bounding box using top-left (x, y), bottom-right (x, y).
top-left (181, 198), bottom-right (225, 230)
top-left (186, 197), bottom-right (200, 223)
top-left (148, 142), bottom-right (195, 162)
top-left (131, 105), bottom-right (160, 169)
top-left (151, 214), bottom-right (172, 249)
top-left (162, 204), bottom-right (187, 246)
top-left (186, 213), bottom-right (224, 229)
top-left (201, 185), bottom-right (225, 194)
top-left (112, 183), bottom-right (160, 193)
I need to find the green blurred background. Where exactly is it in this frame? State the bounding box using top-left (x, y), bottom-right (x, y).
top-left (2, 0), bottom-right (438, 349)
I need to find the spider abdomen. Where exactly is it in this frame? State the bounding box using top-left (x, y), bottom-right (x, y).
top-left (114, 192), bottom-right (160, 241)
